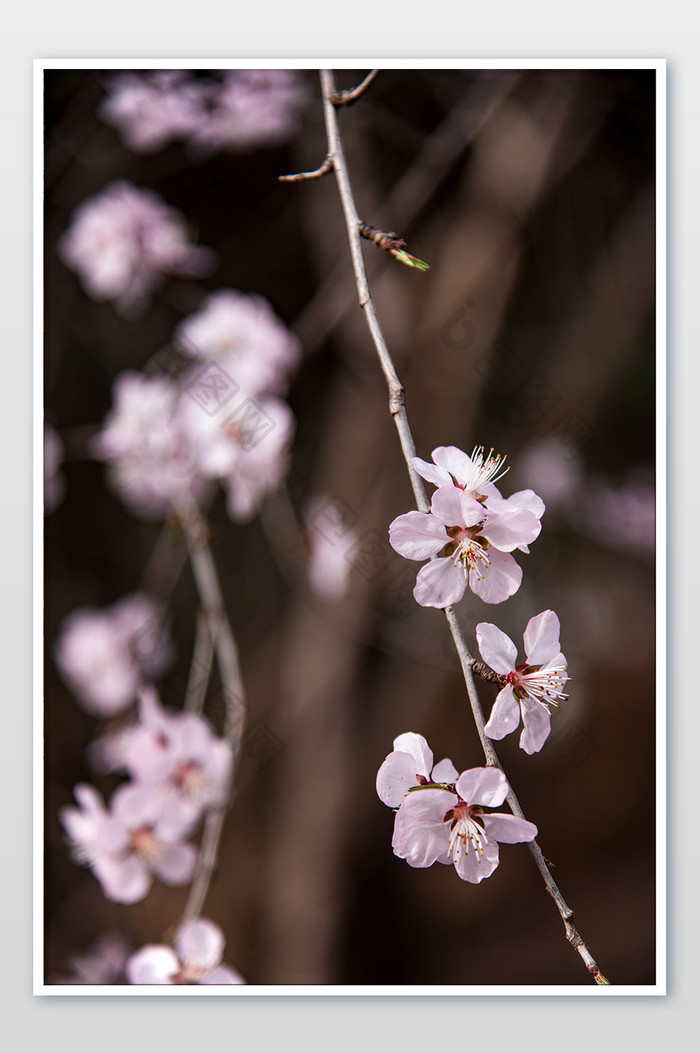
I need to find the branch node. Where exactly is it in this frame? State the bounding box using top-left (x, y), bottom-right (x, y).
top-left (278, 155), bottom-right (333, 183)
top-left (329, 70), bottom-right (379, 106)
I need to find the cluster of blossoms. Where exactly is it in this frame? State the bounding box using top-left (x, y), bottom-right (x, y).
top-left (389, 445), bottom-right (544, 606)
top-left (54, 593), bottom-right (173, 717)
top-left (380, 444), bottom-right (571, 883)
top-left (59, 686), bottom-right (232, 905)
top-left (91, 287), bottom-right (300, 523)
top-left (99, 69), bottom-right (310, 156)
top-left (377, 733), bottom-right (537, 882)
top-left (57, 181), bottom-right (216, 317)
top-left (125, 918), bottom-right (245, 985)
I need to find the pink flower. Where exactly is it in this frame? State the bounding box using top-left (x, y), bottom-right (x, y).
top-left (376, 732), bottom-right (458, 807)
top-left (304, 496), bottom-right (356, 603)
top-left (389, 484), bottom-right (540, 607)
top-left (52, 933), bottom-right (132, 985)
top-left (44, 424), bottom-right (65, 513)
top-left (478, 611), bottom-right (569, 754)
top-left (60, 782), bottom-right (198, 904)
top-left (126, 919), bottom-right (245, 985)
top-left (93, 371), bottom-right (209, 518)
top-left (377, 747), bottom-right (537, 883)
top-left (57, 181), bottom-right (216, 316)
top-left (188, 69), bottom-right (310, 154)
top-left (122, 687), bottom-right (232, 830)
top-left (54, 593), bottom-right (173, 716)
top-left (99, 71), bottom-right (205, 153)
top-left (175, 290), bottom-right (300, 397)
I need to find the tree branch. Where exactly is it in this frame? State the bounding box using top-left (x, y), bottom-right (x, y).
top-left (315, 68), bottom-right (609, 986)
top-left (329, 69), bottom-right (379, 106)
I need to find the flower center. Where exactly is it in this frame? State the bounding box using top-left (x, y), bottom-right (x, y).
top-left (467, 446), bottom-right (509, 493)
top-left (445, 525), bottom-right (491, 581)
top-left (131, 827), bottom-right (160, 861)
top-left (175, 761), bottom-right (207, 801)
top-left (509, 662), bottom-right (569, 707)
top-left (445, 802), bottom-right (488, 865)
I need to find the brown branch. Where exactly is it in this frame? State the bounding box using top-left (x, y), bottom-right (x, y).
top-left (316, 68), bottom-right (609, 986)
top-left (279, 154), bottom-right (333, 183)
top-left (329, 69), bottom-right (379, 107)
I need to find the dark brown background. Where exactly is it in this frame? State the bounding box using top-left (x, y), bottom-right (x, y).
top-left (44, 67), bottom-right (656, 985)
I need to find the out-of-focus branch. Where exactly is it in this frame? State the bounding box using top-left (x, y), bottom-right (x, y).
top-left (174, 500), bottom-right (248, 923)
top-left (313, 68), bottom-right (609, 986)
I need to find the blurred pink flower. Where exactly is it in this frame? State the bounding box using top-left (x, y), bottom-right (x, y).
top-left (122, 687), bottom-right (232, 830)
top-left (376, 731), bottom-right (458, 808)
top-left (383, 760), bottom-right (537, 883)
top-left (175, 289), bottom-right (300, 397)
top-left (54, 593), bottom-right (173, 716)
top-left (44, 423), bottom-right (65, 513)
top-left (52, 933), bottom-right (132, 985)
top-left (93, 371), bottom-right (209, 518)
top-left (389, 484), bottom-right (540, 606)
top-left (57, 181), bottom-right (216, 316)
top-left (189, 69), bottom-right (310, 154)
top-left (60, 782), bottom-right (198, 904)
top-left (99, 71), bottom-right (205, 153)
top-left (478, 611), bottom-right (569, 754)
top-left (304, 496), bottom-right (357, 603)
top-left (126, 918), bottom-right (245, 985)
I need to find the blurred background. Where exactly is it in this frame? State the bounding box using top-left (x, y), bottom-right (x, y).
top-left (44, 66), bottom-right (656, 985)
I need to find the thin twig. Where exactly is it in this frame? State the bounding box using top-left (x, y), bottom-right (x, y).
top-left (279, 154), bottom-right (333, 183)
top-left (329, 69), bottom-right (379, 107)
top-left (174, 500), bottom-right (248, 923)
top-left (315, 68), bottom-right (609, 986)
top-left (184, 610), bottom-right (215, 714)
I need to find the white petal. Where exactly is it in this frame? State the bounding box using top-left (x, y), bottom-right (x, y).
top-left (431, 485), bottom-right (483, 528)
top-left (482, 813), bottom-right (538, 844)
top-left (126, 945), bottom-right (179, 984)
top-left (452, 837), bottom-right (500, 883)
top-left (411, 456), bottom-right (452, 488)
top-left (388, 511), bottom-right (447, 560)
top-left (176, 919), bottom-right (224, 972)
top-left (519, 700), bottom-right (552, 754)
top-left (480, 507), bottom-right (542, 551)
top-left (484, 686), bottom-right (521, 740)
top-left (475, 622), bottom-right (517, 674)
top-left (391, 733), bottom-right (434, 777)
top-left (431, 446), bottom-right (475, 485)
top-left (455, 767), bottom-right (508, 807)
top-left (414, 558), bottom-right (467, 608)
top-left (152, 841), bottom-right (197, 885)
top-left (470, 548), bottom-right (522, 604)
top-left (431, 757), bottom-right (459, 784)
top-left (376, 750), bottom-right (424, 808)
top-left (523, 610), bottom-right (561, 665)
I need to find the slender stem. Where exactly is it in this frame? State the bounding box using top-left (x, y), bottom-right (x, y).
top-left (279, 154), bottom-right (333, 183)
top-left (316, 68), bottom-right (608, 986)
top-left (329, 69), bottom-right (379, 106)
top-left (184, 611), bottom-right (215, 714)
top-left (174, 501), bottom-right (248, 923)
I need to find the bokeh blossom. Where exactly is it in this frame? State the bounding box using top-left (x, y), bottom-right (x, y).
top-left (304, 496), bottom-right (356, 603)
top-left (99, 71), bottom-right (204, 153)
top-left (389, 483), bottom-right (541, 606)
top-left (54, 593), bottom-right (173, 716)
top-left (126, 918), bottom-right (245, 984)
top-left (44, 423), bottom-right (65, 513)
top-left (175, 289), bottom-right (300, 397)
top-left (377, 737), bottom-right (537, 883)
top-left (60, 782), bottom-right (198, 904)
top-left (477, 610), bottom-right (569, 754)
top-left (188, 69), bottom-right (310, 155)
top-left (57, 181), bottom-right (216, 316)
top-left (52, 933), bottom-right (132, 985)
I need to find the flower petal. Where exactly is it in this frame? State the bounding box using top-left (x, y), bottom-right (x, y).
top-left (411, 456), bottom-right (452, 488)
top-left (392, 789), bottom-right (454, 868)
top-left (451, 836), bottom-right (500, 883)
top-left (431, 757), bottom-right (459, 784)
top-left (152, 841), bottom-right (197, 885)
top-left (431, 485), bottom-right (484, 528)
top-left (470, 548), bottom-right (522, 604)
top-left (523, 610), bottom-right (561, 665)
top-left (455, 767), bottom-right (508, 807)
top-left (391, 732), bottom-right (434, 778)
top-left (480, 507), bottom-right (542, 551)
top-left (388, 511), bottom-right (447, 560)
top-left (431, 446), bottom-right (476, 484)
top-left (376, 750), bottom-right (425, 808)
top-left (200, 966), bottom-right (246, 985)
top-left (475, 622), bottom-right (518, 674)
top-left (482, 813), bottom-right (538, 844)
top-left (484, 686), bottom-right (521, 740)
top-left (414, 558), bottom-right (467, 608)
top-left (94, 855), bottom-right (152, 904)
top-left (126, 945), bottom-right (179, 984)
top-left (519, 700), bottom-right (552, 754)
top-left (176, 919), bottom-right (224, 972)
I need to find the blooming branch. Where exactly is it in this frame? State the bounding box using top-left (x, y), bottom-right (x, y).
top-left (297, 68), bottom-right (609, 985)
